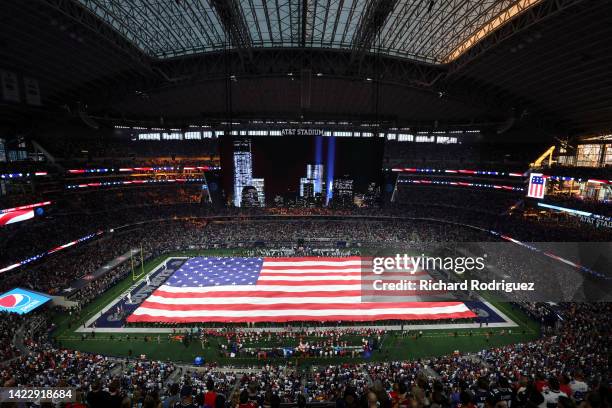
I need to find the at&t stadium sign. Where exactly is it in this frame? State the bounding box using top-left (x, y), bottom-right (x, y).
top-left (281, 129), bottom-right (323, 136)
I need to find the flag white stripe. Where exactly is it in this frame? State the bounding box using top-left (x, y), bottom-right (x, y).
top-left (131, 304), bottom-right (470, 318)
top-left (0, 210), bottom-right (34, 225)
top-left (259, 275), bottom-right (359, 281)
top-left (260, 268), bottom-right (364, 273)
top-left (146, 295), bottom-right (363, 305)
top-left (262, 260), bottom-right (363, 267)
top-left (260, 268), bottom-right (418, 274)
top-left (157, 284), bottom-right (362, 293)
top-left (7, 212), bottom-right (34, 224)
top-left (257, 275), bottom-right (424, 281)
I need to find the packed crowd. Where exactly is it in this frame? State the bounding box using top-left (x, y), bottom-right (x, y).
top-left (0, 216), bottom-right (497, 295)
top-left (382, 141), bottom-right (532, 169)
top-left (391, 186), bottom-right (611, 241)
top-left (542, 194), bottom-right (611, 216)
top-left (0, 311), bottom-right (23, 362)
top-left (2, 180), bottom-right (610, 273)
top-left (2, 302), bottom-right (607, 408)
top-left (0, 186), bottom-right (208, 266)
top-left (35, 133), bottom-right (219, 166)
top-left (432, 242), bottom-right (610, 303)
top-left (2, 208), bottom-right (609, 301)
top-left (3, 178), bottom-right (609, 256)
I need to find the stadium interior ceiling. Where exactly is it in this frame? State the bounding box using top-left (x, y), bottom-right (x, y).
top-left (1, 0), bottom-right (612, 139)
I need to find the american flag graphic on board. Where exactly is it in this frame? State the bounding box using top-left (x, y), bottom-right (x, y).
top-left (0, 209), bottom-right (34, 226)
top-left (527, 173), bottom-right (546, 199)
top-left (127, 257), bottom-right (475, 323)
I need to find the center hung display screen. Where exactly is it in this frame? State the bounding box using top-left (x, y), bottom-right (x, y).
top-left (219, 135), bottom-right (384, 207)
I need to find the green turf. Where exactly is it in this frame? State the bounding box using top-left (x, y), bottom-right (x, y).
top-left (52, 250), bottom-right (540, 365)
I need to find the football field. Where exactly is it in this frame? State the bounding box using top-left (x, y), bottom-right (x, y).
top-left (52, 250), bottom-right (540, 364)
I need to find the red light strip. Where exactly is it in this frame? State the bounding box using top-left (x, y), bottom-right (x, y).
top-left (1, 201), bottom-right (52, 214)
top-left (400, 179), bottom-right (521, 191)
top-left (0, 231), bottom-right (104, 274)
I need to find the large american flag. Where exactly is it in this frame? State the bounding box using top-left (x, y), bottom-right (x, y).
top-left (127, 257), bottom-right (476, 323)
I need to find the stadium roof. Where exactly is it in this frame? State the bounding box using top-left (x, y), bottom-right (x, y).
top-left (73, 0), bottom-right (536, 64)
top-left (1, 0), bottom-right (611, 137)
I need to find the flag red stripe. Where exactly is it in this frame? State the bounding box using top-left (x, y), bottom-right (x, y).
top-left (152, 289), bottom-right (365, 298)
top-left (256, 280), bottom-right (365, 286)
top-left (264, 256), bottom-right (363, 262)
top-left (138, 301), bottom-right (463, 311)
top-left (260, 271), bottom-right (364, 276)
top-left (258, 278), bottom-right (432, 285)
top-left (261, 264), bottom-right (363, 270)
top-left (152, 289), bottom-right (447, 298)
top-left (259, 271), bottom-right (429, 277)
top-left (127, 310), bottom-right (476, 324)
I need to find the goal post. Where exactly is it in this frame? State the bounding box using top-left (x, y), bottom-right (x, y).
top-left (131, 248), bottom-right (145, 281)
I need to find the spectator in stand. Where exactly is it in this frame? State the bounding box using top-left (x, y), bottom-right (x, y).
top-left (164, 383), bottom-right (181, 408)
top-left (177, 385), bottom-right (197, 408)
top-left (570, 372), bottom-right (589, 403)
top-left (239, 389), bottom-right (257, 408)
top-left (87, 380), bottom-right (111, 408)
top-left (202, 378), bottom-right (218, 408)
top-left (542, 377), bottom-right (567, 408)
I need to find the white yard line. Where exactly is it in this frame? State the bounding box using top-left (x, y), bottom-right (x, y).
top-left (480, 300), bottom-right (519, 327)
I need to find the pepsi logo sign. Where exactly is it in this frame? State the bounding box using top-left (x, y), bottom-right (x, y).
top-left (0, 288), bottom-right (50, 314)
top-left (0, 293), bottom-right (31, 310)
